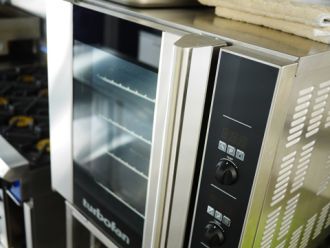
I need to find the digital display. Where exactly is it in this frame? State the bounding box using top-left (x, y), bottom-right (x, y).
top-left (221, 127), bottom-right (248, 149)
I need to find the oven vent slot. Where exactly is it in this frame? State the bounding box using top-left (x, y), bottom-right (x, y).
top-left (275, 240), bottom-right (286, 248)
top-left (299, 214), bottom-right (317, 248)
top-left (305, 81), bottom-right (330, 138)
top-left (277, 194), bottom-right (300, 240)
top-left (324, 206), bottom-right (330, 229)
top-left (325, 111), bottom-right (330, 128)
top-left (288, 225), bottom-right (303, 248)
top-left (312, 202), bottom-right (330, 239)
top-left (316, 155), bottom-right (330, 196)
top-left (271, 152), bottom-right (297, 207)
top-left (290, 141), bottom-right (315, 193)
top-left (286, 87), bottom-right (314, 148)
top-left (260, 206), bottom-right (282, 248)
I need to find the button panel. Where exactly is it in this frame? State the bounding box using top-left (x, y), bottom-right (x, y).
top-left (218, 141), bottom-right (227, 152)
top-left (206, 205), bottom-right (231, 228)
top-left (222, 216), bottom-right (231, 227)
top-left (236, 149), bottom-right (245, 161)
top-left (190, 51), bottom-right (279, 248)
top-left (215, 211), bottom-right (223, 222)
top-left (218, 140), bottom-right (246, 161)
top-left (207, 205), bottom-right (215, 216)
top-left (227, 145), bottom-right (236, 157)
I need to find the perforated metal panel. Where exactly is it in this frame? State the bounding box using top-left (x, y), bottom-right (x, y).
top-left (250, 52), bottom-right (330, 248)
top-left (299, 214), bottom-right (317, 248)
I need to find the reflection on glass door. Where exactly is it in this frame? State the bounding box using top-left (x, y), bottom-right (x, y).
top-left (72, 6), bottom-right (162, 248)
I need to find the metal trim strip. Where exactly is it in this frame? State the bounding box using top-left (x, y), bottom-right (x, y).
top-left (47, 0), bottom-right (74, 202)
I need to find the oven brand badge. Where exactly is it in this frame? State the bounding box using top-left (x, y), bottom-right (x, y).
top-left (82, 198), bottom-right (130, 245)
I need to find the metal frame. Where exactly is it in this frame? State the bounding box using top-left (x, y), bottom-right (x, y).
top-left (251, 50), bottom-right (330, 248)
top-left (162, 35), bottom-right (226, 248)
top-left (66, 202), bottom-right (118, 248)
top-left (142, 31), bottom-right (185, 248)
top-left (23, 201), bottom-right (34, 248)
top-left (69, 0), bottom-right (197, 8)
top-left (47, 0), bottom-right (73, 202)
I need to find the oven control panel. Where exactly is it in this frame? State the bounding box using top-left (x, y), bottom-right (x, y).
top-left (189, 49), bottom-right (280, 247)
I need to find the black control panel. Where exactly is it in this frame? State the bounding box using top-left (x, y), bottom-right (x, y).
top-left (190, 50), bottom-right (279, 248)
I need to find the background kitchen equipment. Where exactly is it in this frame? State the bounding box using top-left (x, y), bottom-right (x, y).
top-left (0, 6), bottom-right (40, 59)
top-left (0, 4), bottom-right (65, 248)
top-left (48, 1), bottom-right (330, 248)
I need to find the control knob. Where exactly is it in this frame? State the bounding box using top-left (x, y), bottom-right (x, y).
top-left (215, 159), bottom-right (238, 185)
top-left (204, 222), bottom-right (225, 247)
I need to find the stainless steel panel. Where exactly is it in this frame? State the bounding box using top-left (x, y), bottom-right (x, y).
top-left (0, 189), bottom-right (8, 248)
top-left (66, 201), bottom-right (74, 248)
top-left (78, 0), bottom-right (330, 58)
top-left (142, 32), bottom-right (182, 248)
top-left (23, 201), bottom-right (33, 248)
top-left (0, 136), bottom-right (29, 183)
top-left (83, 0), bottom-right (197, 7)
top-left (249, 51), bottom-right (330, 248)
top-left (47, 0), bottom-right (74, 202)
top-left (163, 35), bottom-right (226, 248)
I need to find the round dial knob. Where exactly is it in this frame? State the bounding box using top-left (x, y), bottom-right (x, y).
top-left (215, 159), bottom-right (238, 185)
top-left (204, 223), bottom-right (225, 247)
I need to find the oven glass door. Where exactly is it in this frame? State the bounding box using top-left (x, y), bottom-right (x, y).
top-left (72, 6), bottom-right (161, 248)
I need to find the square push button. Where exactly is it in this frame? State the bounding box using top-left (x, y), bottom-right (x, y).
top-left (207, 206), bottom-right (215, 217)
top-left (218, 141), bottom-right (227, 152)
top-left (215, 211), bottom-right (222, 221)
top-left (227, 145), bottom-right (236, 157)
top-left (222, 216), bottom-right (231, 227)
top-left (236, 149), bottom-right (245, 161)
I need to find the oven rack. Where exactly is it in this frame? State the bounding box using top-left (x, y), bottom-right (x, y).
top-left (99, 115), bottom-right (152, 146)
top-left (97, 74), bottom-right (155, 104)
top-left (106, 150), bottom-right (148, 180)
top-left (97, 182), bottom-right (145, 219)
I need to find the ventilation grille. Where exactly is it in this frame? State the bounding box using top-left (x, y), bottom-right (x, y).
top-left (286, 87), bottom-right (314, 148)
top-left (305, 81), bottom-right (330, 138)
top-left (260, 81), bottom-right (330, 247)
top-left (317, 154), bottom-right (330, 196)
top-left (313, 203), bottom-right (330, 239)
top-left (325, 110), bottom-right (330, 128)
top-left (271, 152), bottom-right (297, 207)
top-left (260, 207), bottom-right (282, 248)
top-left (299, 214), bottom-right (317, 248)
top-left (290, 141), bottom-right (315, 193)
top-left (277, 194), bottom-right (301, 240)
top-left (275, 240), bottom-right (286, 248)
top-left (288, 225), bottom-right (303, 248)
top-left (324, 207), bottom-right (330, 229)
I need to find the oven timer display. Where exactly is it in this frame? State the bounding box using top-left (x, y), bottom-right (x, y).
top-left (221, 127), bottom-right (248, 150)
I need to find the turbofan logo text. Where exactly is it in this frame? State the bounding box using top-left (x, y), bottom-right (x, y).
top-left (82, 198), bottom-right (130, 245)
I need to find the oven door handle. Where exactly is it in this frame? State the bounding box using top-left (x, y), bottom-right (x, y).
top-left (148, 34), bottom-right (227, 248)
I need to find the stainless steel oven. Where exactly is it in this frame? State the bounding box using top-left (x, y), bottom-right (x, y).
top-left (47, 0), bottom-right (330, 247)
top-left (47, 1), bottom-right (225, 247)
